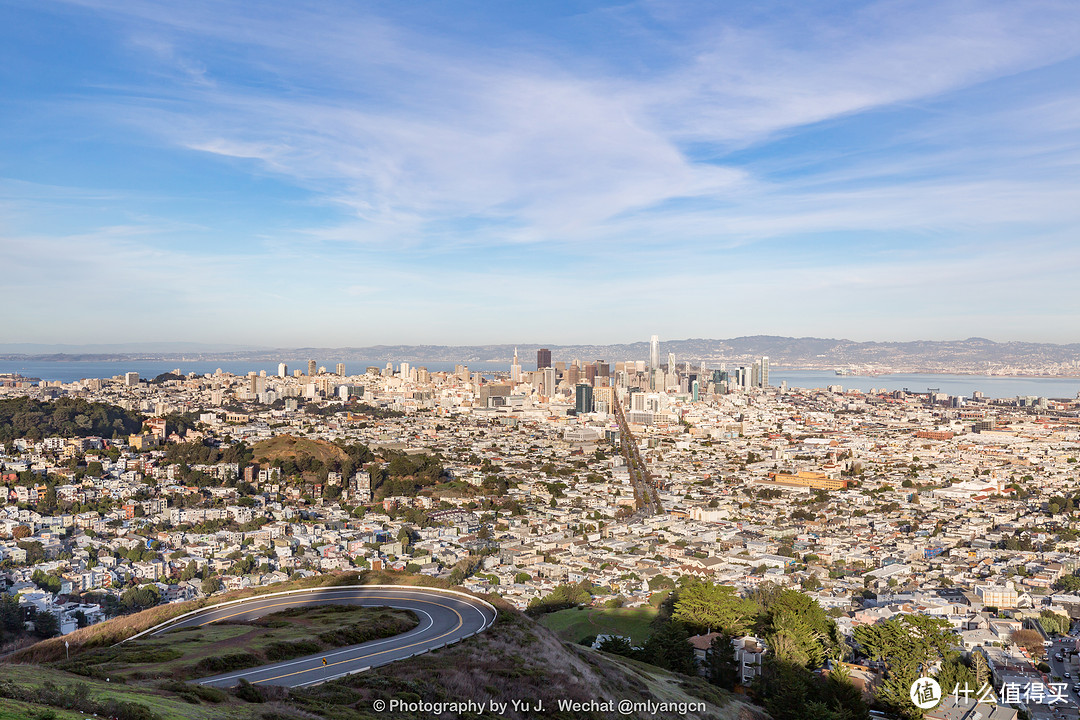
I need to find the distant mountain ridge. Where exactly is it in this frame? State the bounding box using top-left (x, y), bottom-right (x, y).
top-left (3, 336), bottom-right (1080, 372)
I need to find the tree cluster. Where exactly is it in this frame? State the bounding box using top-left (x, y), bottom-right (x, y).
top-left (371, 451), bottom-right (447, 498)
top-left (0, 396), bottom-right (143, 441)
top-left (525, 581), bottom-right (594, 615)
top-left (853, 614), bottom-right (964, 720)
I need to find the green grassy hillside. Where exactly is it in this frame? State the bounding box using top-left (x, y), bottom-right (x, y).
top-left (539, 606), bottom-right (658, 645)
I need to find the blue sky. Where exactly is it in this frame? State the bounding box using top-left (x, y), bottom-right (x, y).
top-left (2, 0), bottom-right (1079, 347)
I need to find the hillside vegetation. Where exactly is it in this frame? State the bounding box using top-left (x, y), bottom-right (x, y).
top-left (0, 396), bottom-right (143, 441)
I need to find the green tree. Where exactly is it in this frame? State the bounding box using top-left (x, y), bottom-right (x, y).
top-left (672, 581), bottom-right (759, 636)
top-left (648, 574), bottom-right (676, 591)
top-left (706, 634), bottom-right (739, 690)
top-left (597, 635), bottom-right (641, 660)
top-left (37, 485), bottom-right (58, 515)
top-left (120, 584), bottom-right (161, 613)
top-left (33, 610), bottom-right (59, 638)
top-left (821, 664), bottom-right (870, 720)
top-left (526, 581), bottom-right (593, 615)
top-left (756, 660), bottom-right (819, 720)
top-left (936, 656), bottom-right (975, 697)
top-left (201, 576), bottom-right (221, 595)
top-left (853, 614), bottom-right (958, 720)
top-left (31, 569), bottom-right (62, 594)
top-left (756, 659), bottom-right (869, 720)
top-left (757, 587), bottom-right (842, 669)
top-left (1054, 574), bottom-right (1080, 593)
top-left (1040, 610), bottom-right (1070, 635)
top-left (643, 620), bottom-right (697, 675)
top-left (0, 594), bottom-right (24, 642)
top-left (397, 527), bottom-right (415, 554)
top-left (17, 540), bottom-right (45, 564)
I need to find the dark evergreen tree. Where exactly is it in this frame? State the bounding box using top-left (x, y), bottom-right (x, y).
top-left (643, 619), bottom-right (697, 675)
top-left (706, 634), bottom-right (739, 690)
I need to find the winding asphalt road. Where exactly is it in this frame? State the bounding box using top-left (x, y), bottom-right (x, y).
top-left (126, 586), bottom-right (497, 688)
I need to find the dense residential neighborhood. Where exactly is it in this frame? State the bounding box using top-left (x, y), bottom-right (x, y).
top-left (3, 358), bottom-right (1080, 718)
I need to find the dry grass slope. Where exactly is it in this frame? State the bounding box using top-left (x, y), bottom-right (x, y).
top-left (252, 434), bottom-right (349, 466)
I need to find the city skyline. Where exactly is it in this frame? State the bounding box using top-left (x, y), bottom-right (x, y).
top-left (3, 1), bottom-right (1080, 346)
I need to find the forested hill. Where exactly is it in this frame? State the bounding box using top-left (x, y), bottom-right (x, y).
top-left (0, 397), bottom-right (144, 441)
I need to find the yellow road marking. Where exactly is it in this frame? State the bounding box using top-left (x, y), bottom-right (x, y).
top-left (183, 592), bottom-right (471, 685)
top-left (254, 603), bottom-right (463, 684)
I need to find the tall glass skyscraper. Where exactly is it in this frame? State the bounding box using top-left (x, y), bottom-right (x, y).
top-left (575, 383), bottom-right (594, 414)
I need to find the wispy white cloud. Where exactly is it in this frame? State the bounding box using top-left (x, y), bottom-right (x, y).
top-left (5, 0), bottom-right (1080, 344)
top-left (637, 0), bottom-right (1080, 139)
top-left (69, 0), bottom-right (1076, 238)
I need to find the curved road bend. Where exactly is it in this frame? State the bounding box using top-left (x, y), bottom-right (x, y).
top-left (143, 587), bottom-right (496, 688)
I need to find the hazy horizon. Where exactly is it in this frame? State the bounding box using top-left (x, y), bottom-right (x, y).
top-left (5, 333), bottom-right (1080, 357)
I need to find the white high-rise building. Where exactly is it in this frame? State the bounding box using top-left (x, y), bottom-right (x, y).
top-left (400, 361), bottom-right (410, 378)
top-left (541, 367), bottom-right (556, 397)
top-left (760, 356), bottom-right (770, 388)
top-left (667, 352), bottom-right (676, 371)
top-left (278, 363), bottom-right (288, 377)
top-left (649, 335), bottom-right (660, 372)
top-left (510, 348), bottom-right (522, 383)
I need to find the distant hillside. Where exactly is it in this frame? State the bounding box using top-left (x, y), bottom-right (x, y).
top-left (6, 335), bottom-right (1080, 372)
top-left (251, 434), bottom-right (350, 467)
